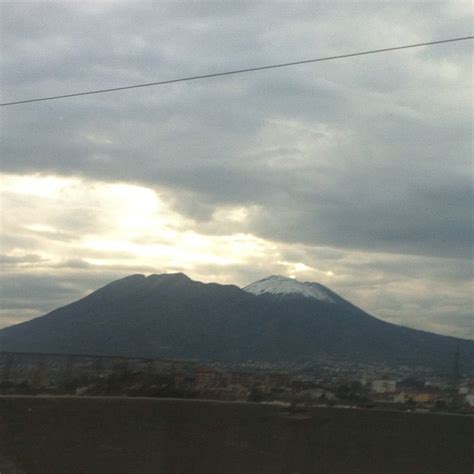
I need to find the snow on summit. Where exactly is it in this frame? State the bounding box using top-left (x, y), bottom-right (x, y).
top-left (243, 275), bottom-right (335, 303)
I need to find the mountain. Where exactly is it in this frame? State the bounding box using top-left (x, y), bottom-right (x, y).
top-left (0, 273), bottom-right (472, 372)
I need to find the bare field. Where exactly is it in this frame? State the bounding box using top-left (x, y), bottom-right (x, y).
top-left (0, 396), bottom-right (472, 474)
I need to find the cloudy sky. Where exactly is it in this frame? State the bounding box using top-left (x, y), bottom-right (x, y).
top-left (0, 1), bottom-right (472, 338)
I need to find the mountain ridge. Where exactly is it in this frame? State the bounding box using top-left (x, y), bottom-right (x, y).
top-left (0, 273), bottom-right (472, 372)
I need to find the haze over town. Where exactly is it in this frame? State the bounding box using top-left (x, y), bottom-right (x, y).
top-left (0, 2), bottom-right (472, 339)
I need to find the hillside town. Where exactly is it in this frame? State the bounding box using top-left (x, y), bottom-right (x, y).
top-left (1, 351), bottom-right (473, 414)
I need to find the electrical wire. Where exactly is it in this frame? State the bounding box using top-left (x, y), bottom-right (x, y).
top-left (1, 36), bottom-right (472, 107)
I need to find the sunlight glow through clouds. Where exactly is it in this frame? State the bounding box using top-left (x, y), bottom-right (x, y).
top-left (0, 172), bottom-right (472, 338)
top-left (1, 174), bottom-right (74, 198)
top-left (277, 261), bottom-right (334, 280)
top-left (23, 224), bottom-right (57, 234)
top-left (1, 173), bottom-right (276, 272)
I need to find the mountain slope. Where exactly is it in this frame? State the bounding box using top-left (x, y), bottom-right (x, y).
top-left (0, 273), bottom-right (472, 372)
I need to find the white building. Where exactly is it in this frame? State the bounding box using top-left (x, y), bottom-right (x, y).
top-left (393, 392), bottom-right (406, 403)
top-left (465, 394), bottom-right (474, 407)
top-left (371, 379), bottom-right (396, 394)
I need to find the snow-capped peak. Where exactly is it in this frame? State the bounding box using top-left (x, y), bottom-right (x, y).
top-left (243, 275), bottom-right (335, 303)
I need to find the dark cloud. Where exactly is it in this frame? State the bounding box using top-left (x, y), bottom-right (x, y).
top-left (0, 254), bottom-right (44, 265)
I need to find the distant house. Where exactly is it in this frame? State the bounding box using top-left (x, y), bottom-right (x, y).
top-left (413, 393), bottom-right (435, 403)
top-left (371, 380), bottom-right (396, 394)
top-left (465, 394), bottom-right (474, 407)
top-left (458, 385), bottom-right (473, 395)
top-left (227, 371), bottom-right (255, 388)
top-left (265, 372), bottom-right (291, 389)
top-left (392, 392), bottom-right (406, 403)
top-left (295, 388), bottom-right (336, 402)
top-left (195, 367), bottom-right (220, 389)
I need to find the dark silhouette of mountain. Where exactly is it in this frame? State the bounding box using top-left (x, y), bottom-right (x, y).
top-left (1, 273), bottom-right (472, 372)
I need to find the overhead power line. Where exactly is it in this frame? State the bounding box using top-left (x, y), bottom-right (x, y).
top-left (1, 36), bottom-right (472, 107)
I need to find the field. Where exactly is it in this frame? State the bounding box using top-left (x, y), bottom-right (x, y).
top-left (0, 396), bottom-right (473, 473)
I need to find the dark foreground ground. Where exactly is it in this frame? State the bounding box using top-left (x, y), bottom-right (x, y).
top-left (0, 396), bottom-right (473, 474)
